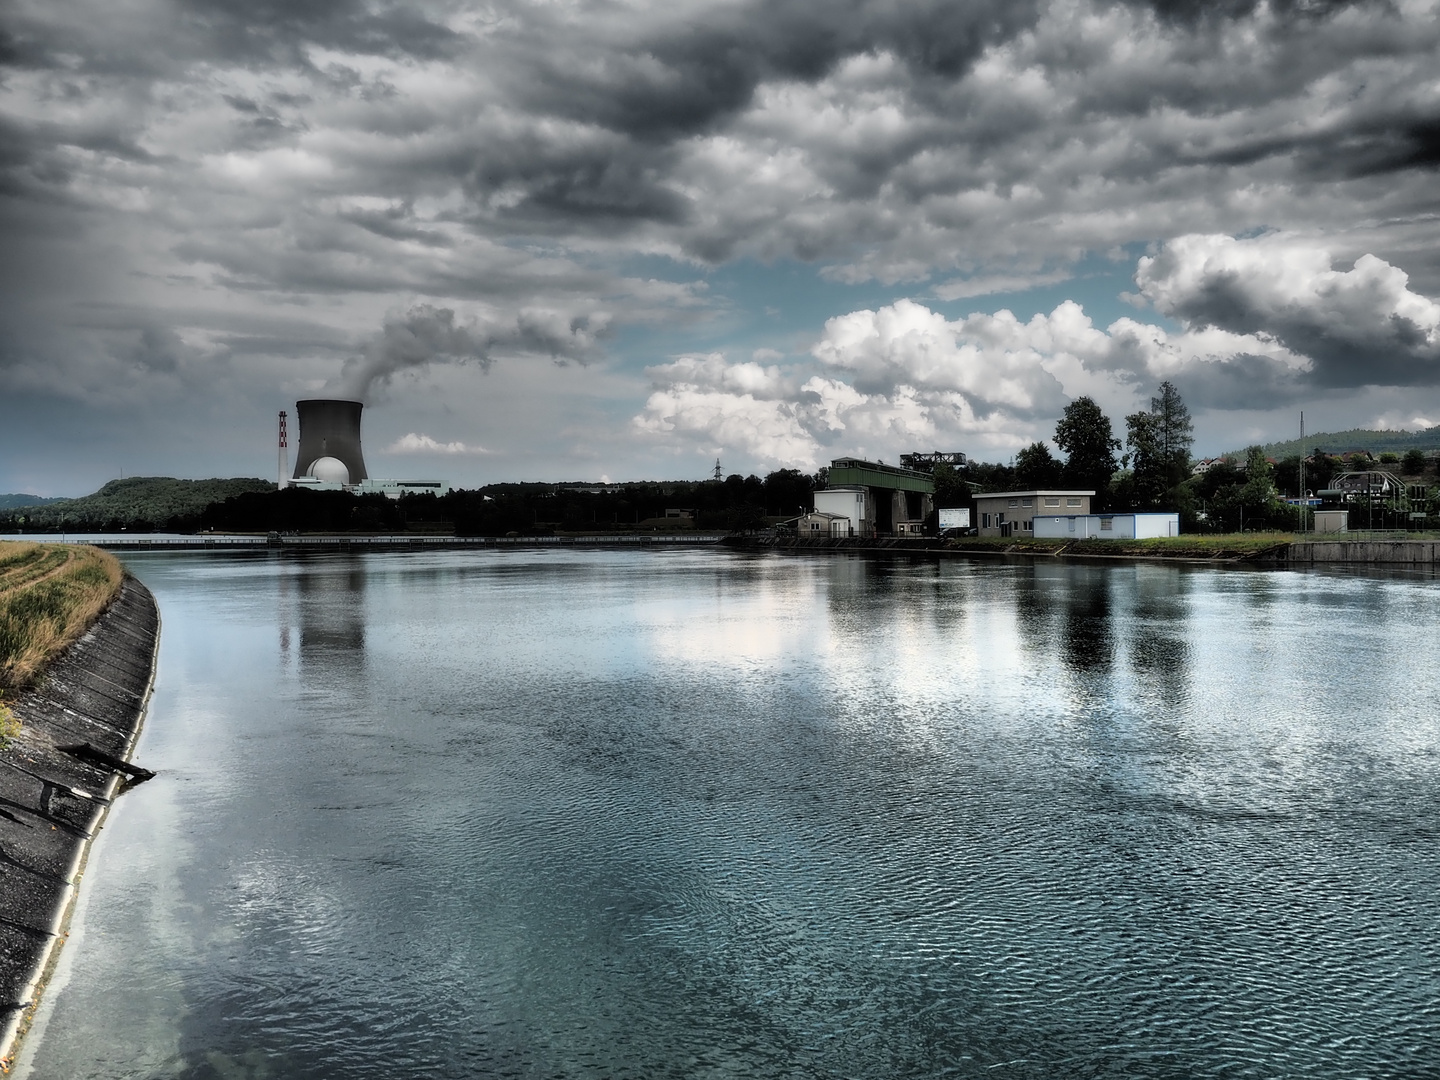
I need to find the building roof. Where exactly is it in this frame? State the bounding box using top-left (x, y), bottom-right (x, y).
top-left (1033, 510), bottom-right (1178, 517)
top-left (974, 490), bottom-right (1096, 499)
top-left (827, 458), bottom-right (934, 493)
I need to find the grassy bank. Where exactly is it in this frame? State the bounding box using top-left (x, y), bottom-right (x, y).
top-left (0, 541), bottom-right (123, 690)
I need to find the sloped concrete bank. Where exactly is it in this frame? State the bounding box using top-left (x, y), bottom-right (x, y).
top-left (0, 575), bottom-right (159, 1072)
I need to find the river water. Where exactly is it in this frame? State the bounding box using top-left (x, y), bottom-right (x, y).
top-left (17, 549), bottom-right (1440, 1079)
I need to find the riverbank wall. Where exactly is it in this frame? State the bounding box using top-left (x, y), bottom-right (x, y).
top-left (38, 534), bottom-right (728, 552)
top-left (1284, 540), bottom-right (1440, 566)
top-left (0, 576), bottom-right (159, 1072)
top-left (727, 535), bottom-right (1440, 568)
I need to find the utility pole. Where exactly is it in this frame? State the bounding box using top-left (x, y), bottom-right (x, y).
top-left (713, 458), bottom-right (723, 482)
top-left (1298, 411), bottom-right (1306, 534)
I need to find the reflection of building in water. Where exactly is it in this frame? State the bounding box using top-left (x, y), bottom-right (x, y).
top-left (295, 563), bottom-right (368, 670)
top-left (1126, 566), bottom-right (1191, 707)
top-left (1060, 568), bottom-right (1114, 672)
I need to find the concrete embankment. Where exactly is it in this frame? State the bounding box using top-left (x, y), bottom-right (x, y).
top-left (0, 576), bottom-right (159, 1072)
top-left (727, 535), bottom-right (1282, 563)
top-left (731, 535), bottom-right (1440, 568)
top-left (1285, 540), bottom-right (1440, 566)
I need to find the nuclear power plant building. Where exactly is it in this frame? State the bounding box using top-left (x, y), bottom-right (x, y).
top-left (282, 398), bottom-right (445, 498)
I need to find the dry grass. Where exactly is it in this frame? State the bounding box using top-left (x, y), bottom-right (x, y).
top-left (0, 696), bottom-right (19, 749)
top-left (0, 541), bottom-right (123, 691)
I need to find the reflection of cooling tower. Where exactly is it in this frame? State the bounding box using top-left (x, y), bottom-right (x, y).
top-left (292, 399), bottom-right (369, 483)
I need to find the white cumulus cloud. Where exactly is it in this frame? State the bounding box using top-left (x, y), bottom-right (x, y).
top-left (385, 433), bottom-right (490, 455)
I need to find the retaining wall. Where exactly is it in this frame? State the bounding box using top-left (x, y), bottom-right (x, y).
top-left (1287, 540), bottom-right (1440, 565)
top-left (0, 576), bottom-right (159, 1071)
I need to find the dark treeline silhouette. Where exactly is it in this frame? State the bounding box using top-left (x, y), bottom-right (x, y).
top-left (189, 469), bottom-right (827, 536)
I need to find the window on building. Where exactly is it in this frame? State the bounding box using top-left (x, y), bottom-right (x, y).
top-left (1024, 519), bottom-right (1033, 531)
top-left (1100, 517), bottom-right (1113, 531)
top-left (1067, 497), bottom-right (1082, 507)
top-left (1008, 499), bottom-right (1019, 508)
top-left (982, 513), bottom-right (991, 528)
top-left (1044, 497), bottom-right (1060, 506)
top-left (1022, 498), bottom-right (1033, 507)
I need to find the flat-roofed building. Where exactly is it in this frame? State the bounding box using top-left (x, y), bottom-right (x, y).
top-left (974, 490), bottom-right (1094, 537)
top-left (1032, 512), bottom-right (1179, 539)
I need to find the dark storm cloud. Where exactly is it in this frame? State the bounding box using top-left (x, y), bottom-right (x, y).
top-left (510, 0), bottom-right (1042, 140)
top-left (1135, 0), bottom-right (1380, 23)
top-left (1137, 234), bottom-right (1440, 391)
top-left (5, 0), bottom-right (1440, 491)
top-left (1166, 354), bottom-right (1311, 410)
top-left (172, 0), bottom-right (464, 65)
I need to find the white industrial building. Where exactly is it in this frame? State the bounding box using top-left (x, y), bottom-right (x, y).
top-left (287, 476), bottom-right (448, 499)
top-left (811, 487), bottom-right (871, 538)
top-left (1032, 512), bottom-right (1180, 539)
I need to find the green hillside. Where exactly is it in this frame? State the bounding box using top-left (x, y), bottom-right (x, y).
top-left (0, 494), bottom-right (66, 511)
top-left (1, 477), bottom-right (274, 530)
top-left (1223, 427), bottom-right (1440, 460)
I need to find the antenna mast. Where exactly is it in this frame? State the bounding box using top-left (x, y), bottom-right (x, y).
top-left (278, 410), bottom-right (289, 488)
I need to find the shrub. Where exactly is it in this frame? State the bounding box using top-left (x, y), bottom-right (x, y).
top-left (0, 697), bottom-right (18, 750)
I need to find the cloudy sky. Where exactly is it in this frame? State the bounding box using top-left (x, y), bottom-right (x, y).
top-left (3, 0), bottom-right (1440, 494)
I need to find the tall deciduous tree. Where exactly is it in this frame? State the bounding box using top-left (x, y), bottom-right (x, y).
top-left (931, 461), bottom-right (972, 507)
top-left (1054, 397), bottom-right (1120, 509)
top-left (1014, 442), bottom-right (1063, 488)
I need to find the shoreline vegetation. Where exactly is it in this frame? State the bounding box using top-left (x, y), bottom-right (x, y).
top-left (0, 541), bottom-right (123, 693)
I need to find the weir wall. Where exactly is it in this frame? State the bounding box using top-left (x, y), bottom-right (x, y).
top-left (0, 576), bottom-right (159, 1071)
top-left (1285, 540), bottom-right (1440, 565)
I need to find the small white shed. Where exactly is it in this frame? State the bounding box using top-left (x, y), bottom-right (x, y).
top-left (1033, 512), bottom-right (1180, 539)
top-left (797, 511), bottom-right (851, 538)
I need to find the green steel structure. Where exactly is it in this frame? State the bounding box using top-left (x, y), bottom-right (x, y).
top-left (827, 458), bottom-right (934, 494)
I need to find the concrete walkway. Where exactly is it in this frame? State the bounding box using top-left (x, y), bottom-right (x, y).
top-left (0, 577), bottom-right (159, 1071)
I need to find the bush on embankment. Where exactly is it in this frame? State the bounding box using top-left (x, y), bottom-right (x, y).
top-left (0, 541), bottom-right (123, 690)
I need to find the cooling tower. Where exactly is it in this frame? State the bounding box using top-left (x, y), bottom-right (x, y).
top-left (292, 399), bottom-right (369, 483)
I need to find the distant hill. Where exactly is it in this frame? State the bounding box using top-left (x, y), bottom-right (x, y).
top-left (0, 494), bottom-right (66, 510)
top-left (1223, 427), bottom-right (1440, 460)
top-left (0, 477), bottom-right (274, 530)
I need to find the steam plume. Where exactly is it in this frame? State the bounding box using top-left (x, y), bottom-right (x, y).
top-left (334, 304), bottom-right (607, 400)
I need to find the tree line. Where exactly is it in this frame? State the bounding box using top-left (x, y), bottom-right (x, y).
top-left (928, 381), bottom-right (1439, 532)
top-left (8, 385), bottom-right (1436, 537)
